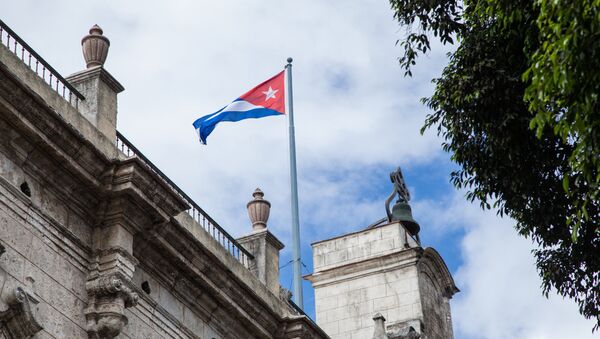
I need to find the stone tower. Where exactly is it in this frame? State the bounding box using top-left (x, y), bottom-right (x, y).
top-left (305, 168), bottom-right (459, 339)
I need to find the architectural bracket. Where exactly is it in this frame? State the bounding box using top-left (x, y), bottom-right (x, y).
top-left (85, 274), bottom-right (138, 339)
top-left (0, 287), bottom-right (43, 339)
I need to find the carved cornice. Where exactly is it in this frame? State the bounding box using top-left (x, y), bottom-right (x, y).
top-left (98, 158), bottom-right (189, 230)
top-left (135, 220), bottom-right (305, 338)
top-left (0, 287), bottom-right (43, 339)
top-left (0, 60), bottom-right (111, 218)
top-left (1, 53), bottom-right (188, 232)
top-left (418, 247), bottom-right (459, 298)
top-left (134, 235), bottom-right (274, 338)
top-left (238, 228), bottom-right (285, 251)
top-left (66, 66), bottom-right (125, 94)
top-left (305, 247), bottom-right (422, 288)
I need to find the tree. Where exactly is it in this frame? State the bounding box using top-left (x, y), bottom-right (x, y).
top-left (389, 0), bottom-right (600, 330)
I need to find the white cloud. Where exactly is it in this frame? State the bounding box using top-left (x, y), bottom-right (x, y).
top-left (427, 192), bottom-right (598, 339)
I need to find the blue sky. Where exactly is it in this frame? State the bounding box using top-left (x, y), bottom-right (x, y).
top-left (4, 1), bottom-right (598, 338)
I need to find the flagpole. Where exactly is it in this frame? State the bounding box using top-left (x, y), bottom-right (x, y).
top-left (285, 57), bottom-right (303, 309)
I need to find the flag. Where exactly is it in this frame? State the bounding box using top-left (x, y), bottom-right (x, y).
top-left (193, 71), bottom-right (285, 144)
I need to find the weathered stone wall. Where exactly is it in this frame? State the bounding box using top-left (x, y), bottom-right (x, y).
top-left (417, 249), bottom-right (456, 339)
top-left (312, 222), bottom-right (419, 273)
top-left (0, 145), bottom-right (229, 339)
top-left (309, 222), bottom-right (422, 339)
top-left (313, 263), bottom-right (423, 339)
top-left (419, 272), bottom-right (451, 339)
top-left (0, 153), bottom-right (90, 338)
top-left (125, 267), bottom-right (224, 339)
top-left (308, 222), bottom-right (457, 339)
top-left (0, 116), bottom-right (202, 338)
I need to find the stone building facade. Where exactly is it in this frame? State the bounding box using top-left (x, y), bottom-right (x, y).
top-left (0, 22), bottom-right (326, 339)
top-left (306, 186), bottom-right (459, 338)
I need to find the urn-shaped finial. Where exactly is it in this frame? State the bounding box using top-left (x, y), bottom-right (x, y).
top-left (247, 188), bottom-right (271, 231)
top-left (82, 24), bottom-right (110, 68)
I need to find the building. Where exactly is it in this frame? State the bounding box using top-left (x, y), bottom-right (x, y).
top-left (0, 20), bottom-right (458, 339)
top-left (306, 168), bottom-right (459, 339)
top-left (0, 21), bottom-right (326, 339)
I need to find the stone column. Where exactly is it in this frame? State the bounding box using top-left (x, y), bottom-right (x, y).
top-left (237, 189), bottom-right (284, 296)
top-left (64, 26), bottom-right (135, 339)
top-left (85, 197), bottom-right (138, 339)
top-left (66, 25), bottom-right (124, 142)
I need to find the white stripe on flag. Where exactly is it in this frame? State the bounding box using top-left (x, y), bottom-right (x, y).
top-left (204, 100), bottom-right (265, 122)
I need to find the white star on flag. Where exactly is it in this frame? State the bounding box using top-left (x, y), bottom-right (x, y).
top-left (262, 86), bottom-right (278, 101)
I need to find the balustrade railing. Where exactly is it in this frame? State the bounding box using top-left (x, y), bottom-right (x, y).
top-left (0, 19), bottom-right (253, 268)
top-left (0, 19), bottom-right (84, 108)
top-left (116, 131), bottom-right (254, 268)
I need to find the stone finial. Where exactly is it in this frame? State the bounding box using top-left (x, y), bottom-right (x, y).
top-left (372, 313), bottom-right (389, 339)
top-left (82, 24), bottom-right (110, 68)
top-left (247, 188), bottom-right (271, 231)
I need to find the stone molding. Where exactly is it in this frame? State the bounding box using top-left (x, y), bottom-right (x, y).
top-left (238, 228), bottom-right (285, 251)
top-left (67, 66), bottom-right (124, 94)
top-left (136, 229), bottom-right (277, 338)
top-left (0, 287), bottom-right (43, 339)
top-left (310, 220), bottom-right (410, 246)
top-left (0, 43), bottom-right (119, 162)
top-left (305, 247), bottom-right (422, 288)
top-left (127, 287), bottom-right (203, 339)
top-left (136, 217), bottom-right (326, 338)
top-left (101, 158), bottom-right (189, 222)
top-left (418, 248), bottom-right (459, 298)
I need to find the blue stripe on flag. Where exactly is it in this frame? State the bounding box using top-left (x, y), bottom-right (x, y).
top-left (193, 104), bottom-right (282, 144)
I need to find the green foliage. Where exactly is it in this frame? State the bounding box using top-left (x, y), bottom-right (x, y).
top-left (525, 0), bottom-right (600, 243)
top-left (389, 0), bottom-right (600, 330)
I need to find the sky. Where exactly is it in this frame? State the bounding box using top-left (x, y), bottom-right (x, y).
top-left (3, 2), bottom-right (598, 338)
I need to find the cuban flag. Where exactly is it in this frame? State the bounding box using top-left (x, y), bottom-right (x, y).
top-left (193, 71), bottom-right (286, 144)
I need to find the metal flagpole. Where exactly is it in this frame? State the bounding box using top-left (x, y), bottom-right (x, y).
top-left (285, 57), bottom-right (303, 309)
